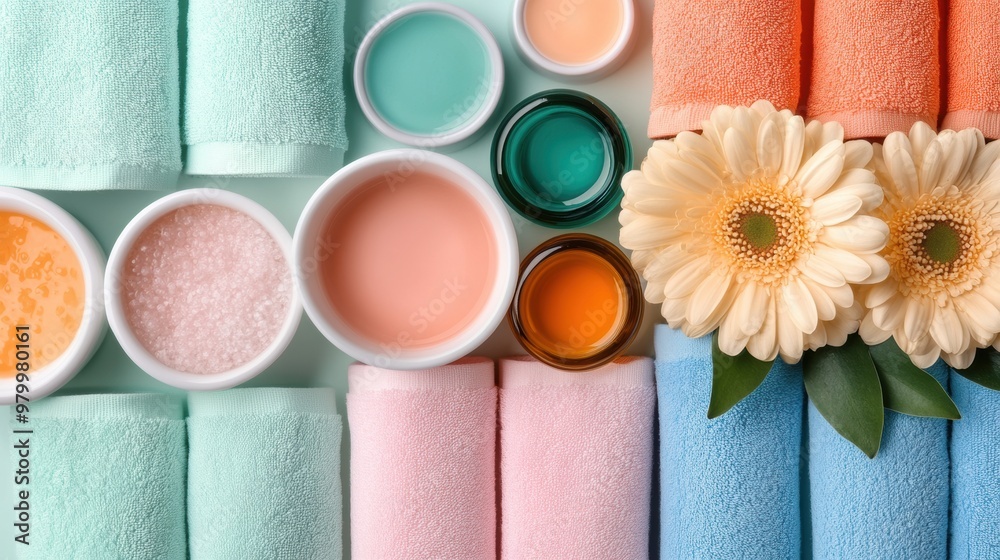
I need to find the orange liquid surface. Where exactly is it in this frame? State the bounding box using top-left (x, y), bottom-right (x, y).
top-left (518, 249), bottom-right (625, 359)
top-left (0, 212), bottom-right (84, 377)
top-left (524, 0), bottom-right (624, 65)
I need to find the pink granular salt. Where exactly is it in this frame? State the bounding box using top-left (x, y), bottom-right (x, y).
top-left (122, 204), bottom-right (292, 374)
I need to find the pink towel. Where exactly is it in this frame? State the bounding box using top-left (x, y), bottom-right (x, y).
top-left (806, 0), bottom-right (940, 139)
top-left (648, 0), bottom-right (801, 138)
top-left (942, 0), bottom-right (1000, 139)
top-left (499, 356), bottom-right (656, 560)
top-left (348, 357), bottom-right (497, 560)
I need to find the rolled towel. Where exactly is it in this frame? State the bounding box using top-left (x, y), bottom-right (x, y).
top-left (187, 388), bottom-right (344, 559)
top-left (648, 0), bottom-right (801, 138)
top-left (950, 371), bottom-right (1000, 560)
top-left (809, 362), bottom-right (950, 560)
top-left (12, 394), bottom-right (186, 559)
top-left (348, 358), bottom-right (496, 560)
top-left (806, 0), bottom-right (940, 139)
top-left (499, 356), bottom-right (655, 560)
top-left (184, 0), bottom-right (349, 176)
top-left (942, 0), bottom-right (1000, 139)
top-left (0, 0), bottom-right (181, 190)
top-left (655, 325), bottom-right (802, 560)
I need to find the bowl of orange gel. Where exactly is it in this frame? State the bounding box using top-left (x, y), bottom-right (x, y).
top-left (0, 187), bottom-right (106, 404)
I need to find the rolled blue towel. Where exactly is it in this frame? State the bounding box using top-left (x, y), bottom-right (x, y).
top-left (13, 394), bottom-right (186, 559)
top-left (0, 0), bottom-right (181, 190)
top-left (809, 362), bottom-right (950, 560)
top-left (187, 388), bottom-right (344, 559)
top-left (950, 371), bottom-right (1000, 560)
top-left (655, 325), bottom-right (802, 560)
top-left (184, 0), bottom-right (348, 177)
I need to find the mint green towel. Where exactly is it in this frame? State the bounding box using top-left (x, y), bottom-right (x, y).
top-left (184, 0), bottom-right (348, 177)
top-left (0, 1), bottom-right (181, 190)
top-left (187, 388), bottom-right (344, 559)
top-left (13, 394), bottom-right (186, 559)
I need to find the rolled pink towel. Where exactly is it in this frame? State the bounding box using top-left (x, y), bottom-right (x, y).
top-left (648, 0), bottom-right (801, 138)
top-left (942, 0), bottom-right (1000, 139)
top-left (348, 358), bottom-right (497, 560)
top-left (806, 0), bottom-right (940, 139)
top-left (499, 356), bottom-right (656, 560)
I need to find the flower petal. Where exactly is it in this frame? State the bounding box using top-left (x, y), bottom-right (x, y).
top-left (813, 245), bottom-right (872, 283)
top-left (724, 126), bottom-right (756, 182)
top-left (662, 257), bottom-right (711, 299)
top-left (843, 140), bottom-right (873, 170)
top-left (797, 140), bottom-right (846, 200)
top-left (757, 111), bottom-right (785, 175)
top-left (884, 133), bottom-right (920, 199)
top-left (859, 313), bottom-right (892, 344)
top-left (688, 271), bottom-right (734, 326)
top-left (822, 216), bottom-right (889, 253)
top-left (776, 301), bottom-right (805, 363)
top-left (804, 280), bottom-right (837, 321)
top-left (733, 281), bottom-right (768, 336)
top-left (930, 303), bottom-right (964, 354)
top-left (782, 278), bottom-right (819, 333)
top-left (779, 115), bottom-right (806, 181)
top-left (811, 192), bottom-right (863, 225)
top-left (903, 297), bottom-right (933, 341)
top-left (747, 297), bottom-right (779, 361)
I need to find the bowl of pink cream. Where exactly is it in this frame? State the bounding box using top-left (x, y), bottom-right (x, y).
top-left (294, 149), bottom-right (518, 370)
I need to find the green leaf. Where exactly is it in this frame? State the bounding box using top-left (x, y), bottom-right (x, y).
top-left (869, 339), bottom-right (961, 419)
top-left (804, 335), bottom-right (884, 458)
top-left (709, 331), bottom-right (774, 419)
top-left (956, 348), bottom-right (1000, 391)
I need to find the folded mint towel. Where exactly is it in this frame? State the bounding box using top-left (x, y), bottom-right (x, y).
top-left (187, 388), bottom-right (343, 559)
top-left (184, 0), bottom-right (348, 176)
top-left (0, 0), bottom-right (181, 190)
top-left (950, 370), bottom-right (1000, 560)
top-left (655, 325), bottom-right (802, 560)
top-left (809, 362), bottom-right (949, 560)
top-left (12, 394), bottom-right (186, 559)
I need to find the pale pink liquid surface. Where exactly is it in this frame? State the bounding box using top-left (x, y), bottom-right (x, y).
top-left (320, 171), bottom-right (497, 349)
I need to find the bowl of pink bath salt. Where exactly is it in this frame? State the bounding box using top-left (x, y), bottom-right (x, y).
top-left (106, 189), bottom-right (301, 390)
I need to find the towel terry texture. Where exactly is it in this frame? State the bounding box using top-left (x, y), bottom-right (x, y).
top-left (0, 0), bottom-right (181, 190)
top-left (943, 0), bottom-right (1000, 139)
top-left (347, 358), bottom-right (497, 560)
top-left (809, 361), bottom-right (950, 560)
top-left (187, 388), bottom-right (343, 560)
top-left (184, 0), bottom-right (348, 176)
top-left (655, 325), bottom-right (802, 560)
top-left (13, 394), bottom-right (186, 559)
top-left (950, 370), bottom-right (1000, 560)
top-left (806, 0), bottom-right (940, 139)
top-left (498, 356), bottom-right (656, 560)
top-left (648, 0), bottom-right (801, 138)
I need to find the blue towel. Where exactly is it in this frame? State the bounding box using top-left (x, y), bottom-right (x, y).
top-left (184, 0), bottom-right (348, 177)
top-left (655, 325), bottom-right (802, 560)
top-left (950, 370), bottom-right (1000, 560)
top-left (187, 388), bottom-right (344, 559)
top-left (0, 0), bottom-right (181, 190)
top-left (809, 361), bottom-right (950, 560)
top-left (13, 394), bottom-right (186, 559)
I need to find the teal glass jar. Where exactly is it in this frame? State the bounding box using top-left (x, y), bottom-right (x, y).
top-left (491, 90), bottom-right (632, 228)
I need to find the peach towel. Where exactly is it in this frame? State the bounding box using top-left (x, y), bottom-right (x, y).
top-left (807, 0), bottom-right (940, 139)
top-left (499, 356), bottom-right (656, 560)
top-left (648, 0), bottom-right (801, 139)
top-left (347, 358), bottom-right (497, 560)
top-left (943, 0), bottom-right (1000, 139)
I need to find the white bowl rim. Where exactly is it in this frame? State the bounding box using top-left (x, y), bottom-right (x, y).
top-left (294, 149), bottom-right (519, 370)
top-left (511, 0), bottom-right (635, 79)
top-left (104, 189), bottom-right (303, 391)
top-left (0, 186), bottom-right (106, 405)
top-left (354, 2), bottom-right (506, 148)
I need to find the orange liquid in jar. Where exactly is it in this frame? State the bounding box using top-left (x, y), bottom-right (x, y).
top-left (0, 212), bottom-right (85, 377)
top-left (517, 248), bottom-right (626, 359)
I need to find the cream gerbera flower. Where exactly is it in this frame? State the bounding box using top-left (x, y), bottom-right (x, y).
top-left (859, 122), bottom-right (1000, 369)
top-left (621, 101), bottom-right (889, 363)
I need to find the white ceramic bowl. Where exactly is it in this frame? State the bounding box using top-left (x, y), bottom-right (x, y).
top-left (105, 189), bottom-right (302, 390)
top-left (512, 0), bottom-right (635, 80)
top-left (354, 2), bottom-right (505, 148)
top-left (295, 149), bottom-right (518, 370)
top-left (0, 187), bottom-right (106, 405)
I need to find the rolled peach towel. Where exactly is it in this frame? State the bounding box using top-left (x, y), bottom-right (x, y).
top-left (648, 0), bottom-right (801, 139)
top-left (806, 0), bottom-right (940, 139)
top-left (942, 0), bottom-right (1000, 139)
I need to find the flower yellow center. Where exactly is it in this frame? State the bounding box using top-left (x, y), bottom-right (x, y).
top-left (886, 195), bottom-right (995, 297)
top-left (713, 178), bottom-right (809, 284)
